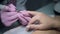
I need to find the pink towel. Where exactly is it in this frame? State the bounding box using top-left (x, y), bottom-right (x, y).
top-left (1, 4), bottom-right (31, 27)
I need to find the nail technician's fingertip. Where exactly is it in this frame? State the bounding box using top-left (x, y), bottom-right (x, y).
top-left (26, 26), bottom-right (30, 28)
top-left (26, 26), bottom-right (30, 31)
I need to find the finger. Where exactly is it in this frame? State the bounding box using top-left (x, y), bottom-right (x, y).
top-left (27, 24), bottom-right (49, 30)
top-left (26, 24), bottom-right (40, 30)
top-left (19, 13), bottom-right (31, 22)
top-left (19, 17), bottom-right (28, 25)
top-left (20, 11), bottom-right (30, 17)
top-left (8, 4), bottom-right (16, 8)
top-left (6, 15), bottom-right (18, 20)
top-left (28, 16), bottom-right (38, 25)
top-left (18, 14), bottom-right (28, 25)
top-left (27, 11), bottom-right (39, 16)
top-left (23, 17), bottom-right (31, 22)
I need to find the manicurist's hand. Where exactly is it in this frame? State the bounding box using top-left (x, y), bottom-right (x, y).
top-left (26, 11), bottom-right (60, 30)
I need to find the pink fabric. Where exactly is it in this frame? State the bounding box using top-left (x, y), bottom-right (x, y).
top-left (1, 4), bottom-right (31, 27)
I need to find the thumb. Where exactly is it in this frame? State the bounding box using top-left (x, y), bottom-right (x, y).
top-left (26, 24), bottom-right (49, 30)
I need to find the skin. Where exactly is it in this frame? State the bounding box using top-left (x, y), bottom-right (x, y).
top-left (26, 11), bottom-right (60, 34)
top-left (26, 11), bottom-right (60, 30)
top-left (32, 30), bottom-right (60, 34)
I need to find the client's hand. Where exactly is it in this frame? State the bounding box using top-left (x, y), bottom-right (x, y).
top-left (2, 4), bottom-right (16, 12)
